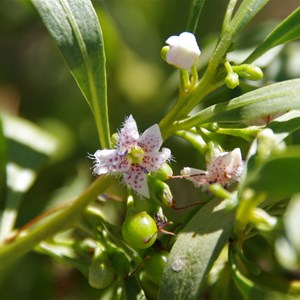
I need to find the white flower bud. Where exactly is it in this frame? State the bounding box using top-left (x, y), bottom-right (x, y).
top-left (164, 32), bottom-right (201, 70)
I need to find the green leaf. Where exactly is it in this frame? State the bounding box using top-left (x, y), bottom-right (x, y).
top-left (0, 113), bottom-right (58, 242)
top-left (176, 79), bottom-right (300, 130)
top-left (186, 0), bottom-right (206, 33)
top-left (123, 275), bottom-right (146, 300)
top-left (200, 0), bottom-right (269, 87)
top-left (267, 110), bottom-right (300, 144)
top-left (160, 0), bottom-right (270, 134)
top-left (31, 0), bottom-right (110, 148)
top-left (228, 0), bottom-right (269, 37)
top-left (246, 146), bottom-right (300, 198)
top-left (159, 197), bottom-right (235, 300)
top-left (245, 7), bottom-right (300, 63)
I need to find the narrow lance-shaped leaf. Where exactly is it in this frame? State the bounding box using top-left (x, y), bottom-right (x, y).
top-left (31, 0), bottom-right (111, 148)
top-left (215, 0), bottom-right (270, 65)
top-left (227, 0), bottom-right (269, 37)
top-left (245, 7), bottom-right (300, 63)
top-left (176, 79), bottom-right (300, 130)
top-left (159, 197), bottom-right (235, 300)
top-left (189, 0), bottom-right (269, 110)
top-left (186, 0), bottom-right (206, 34)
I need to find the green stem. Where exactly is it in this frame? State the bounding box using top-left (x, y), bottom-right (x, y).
top-left (0, 175), bottom-right (110, 270)
top-left (159, 29), bottom-right (233, 139)
top-left (160, 1), bottom-right (269, 139)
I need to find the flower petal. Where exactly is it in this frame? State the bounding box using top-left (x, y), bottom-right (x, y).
top-left (93, 149), bottom-right (128, 175)
top-left (123, 165), bottom-right (150, 198)
top-left (138, 124), bottom-right (163, 153)
top-left (181, 167), bottom-right (207, 188)
top-left (142, 148), bottom-right (171, 172)
top-left (207, 148), bottom-right (243, 185)
top-left (165, 32), bottom-right (201, 70)
top-left (118, 115), bottom-right (139, 151)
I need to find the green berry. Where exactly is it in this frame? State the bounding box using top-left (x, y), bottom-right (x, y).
top-left (88, 245), bottom-right (114, 289)
top-left (110, 249), bottom-right (130, 276)
top-left (152, 163), bottom-right (173, 181)
top-left (149, 176), bottom-right (174, 207)
top-left (88, 262), bottom-right (115, 289)
top-left (144, 251), bottom-right (168, 285)
top-left (139, 271), bottom-right (159, 299)
top-left (122, 212), bottom-right (157, 249)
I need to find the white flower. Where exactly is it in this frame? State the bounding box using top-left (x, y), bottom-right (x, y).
top-left (164, 32), bottom-right (201, 70)
top-left (92, 115), bottom-right (171, 198)
top-left (181, 148), bottom-right (243, 189)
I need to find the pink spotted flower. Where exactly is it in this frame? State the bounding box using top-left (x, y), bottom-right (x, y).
top-left (181, 148), bottom-right (243, 190)
top-left (92, 115), bottom-right (171, 198)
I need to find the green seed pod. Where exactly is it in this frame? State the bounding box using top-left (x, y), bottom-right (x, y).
top-left (225, 72), bottom-right (239, 89)
top-left (148, 176), bottom-right (174, 208)
top-left (122, 211), bottom-right (157, 250)
top-left (110, 249), bottom-right (130, 276)
top-left (88, 262), bottom-right (115, 289)
top-left (151, 163), bottom-right (173, 181)
top-left (88, 246), bottom-right (115, 289)
top-left (139, 271), bottom-right (159, 299)
top-left (144, 251), bottom-right (168, 285)
top-left (233, 64), bottom-right (263, 81)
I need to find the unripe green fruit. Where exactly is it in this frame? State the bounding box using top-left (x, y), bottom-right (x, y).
top-left (88, 245), bottom-right (114, 289)
top-left (110, 250), bottom-right (130, 276)
top-left (122, 211), bottom-right (157, 249)
top-left (139, 271), bottom-right (159, 299)
top-left (149, 176), bottom-right (174, 207)
top-left (144, 251), bottom-right (168, 285)
top-left (88, 261), bottom-right (115, 289)
top-left (152, 163), bottom-right (173, 181)
top-left (225, 72), bottom-right (239, 89)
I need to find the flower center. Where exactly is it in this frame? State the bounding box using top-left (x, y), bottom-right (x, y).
top-left (126, 146), bottom-right (145, 164)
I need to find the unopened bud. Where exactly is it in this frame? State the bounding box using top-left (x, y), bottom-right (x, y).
top-left (225, 72), bottom-right (239, 89)
top-left (163, 32), bottom-right (201, 70)
top-left (149, 176), bottom-right (174, 207)
top-left (233, 64), bottom-right (263, 81)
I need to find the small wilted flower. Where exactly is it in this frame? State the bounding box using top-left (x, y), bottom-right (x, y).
top-left (162, 32), bottom-right (201, 70)
top-left (181, 148), bottom-right (243, 189)
top-left (91, 115), bottom-right (171, 198)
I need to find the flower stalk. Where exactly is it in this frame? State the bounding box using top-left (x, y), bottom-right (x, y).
top-left (0, 175), bottom-right (110, 271)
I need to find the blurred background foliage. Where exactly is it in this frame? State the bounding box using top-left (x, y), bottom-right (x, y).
top-left (0, 0), bottom-right (299, 299)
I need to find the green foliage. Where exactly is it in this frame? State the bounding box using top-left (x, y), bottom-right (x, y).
top-left (159, 197), bottom-right (236, 299)
top-left (186, 0), bottom-right (206, 33)
top-left (245, 7), bottom-right (300, 63)
top-left (176, 79), bottom-right (300, 130)
top-left (1, 0), bottom-right (300, 299)
top-left (31, 0), bottom-right (110, 148)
